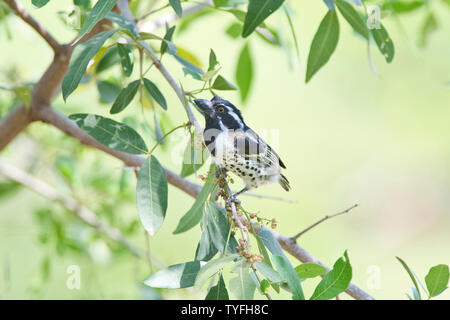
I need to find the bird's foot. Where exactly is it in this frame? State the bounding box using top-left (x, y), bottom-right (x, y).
top-left (226, 195), bottom-right (241, 205)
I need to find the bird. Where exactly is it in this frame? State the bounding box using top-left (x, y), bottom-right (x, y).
top-left (194, 95), bottom-right (290, 203)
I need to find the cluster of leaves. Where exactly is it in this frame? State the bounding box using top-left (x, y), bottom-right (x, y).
top-left (397, 257), bottom-right (449, 300)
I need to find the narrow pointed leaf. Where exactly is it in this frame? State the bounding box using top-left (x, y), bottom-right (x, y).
top-left (305, 10), bottom-right (339, 83)
top-left (272, 255), bottom-right (305, 300)
top-left (78, 0), bottom-right (117, 39)
top-left (205, 274), bottom-right (229, 300)
top-left (310, 251), bottom-right (352, 300)
top-left (106, 12), bottom-right (139, 39)
top-left (110, 80), bottom-right (141, 114)
top-left (173, 171), bottom-right (216, 234)
top-left (195, 254), bottom-right (239, 288)
top-left (229, 263), bottom-right (256, 299)
top-left (371, 23), bottom-right (394, 63)
top-left (195, 228), bottom-right (218, 261)
top-left (144, 261), bottom-right (203, 289)
top-left (396, 256), bottom-right (422, 300)
top-left (242, 0), bottom-right (285, 37)
top-left (69, 113), bottom-right (148, 154)
top-left (235, 43), bottom-right (253, 102)
top-left (336, 0), bottom-right (368, 39)
top-left (117, 43), bottom-right (134, 77)
top-left (137, 156), bottom-right (168, 236)
top-left (143, 78), bottom-right (167, 110)
top-left (62, 30), bottom-right (118, 100)
top-left (169, 0), bottom-right (183, 17)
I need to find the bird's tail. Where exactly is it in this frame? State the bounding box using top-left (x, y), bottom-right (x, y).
top-left (279, 174), bottom-right (291, 192)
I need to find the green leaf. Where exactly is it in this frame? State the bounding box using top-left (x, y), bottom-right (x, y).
top-left (272, 255), bottom-right (305, 300)
top-left (180, 144), bottom-right (209, 178)
top-left (169, 0), bottom-right (182, 17)
top-left (335, 0), bottom-right (368, 39)
top-left (109, 79), bottom-right (141, 114)
top-left (195, 228), bottom-right (218, 261)
top-left (382, 0), bottom-right (424, 14)
top-left (63, 30), bottom-right (117, 100)
top-left (260, 279), bottom-right (271, 294)
top-left (95, 46), bottom-right (120, 73)
top-left (425, 264), bottom-right (449, 298)
top-left (173, 170), bottom-right (216, 234)
top-left (32, 0), bottom-right (50, 8)
top-left (206, 274), bottom-right (229, 300)
top-left (254, 262), bottom-right (282, 283)
top-left (144, 261), bottom-right (203, 289)
top-left (226, 23), bottom-right (243, 39)
top-left (161, 24), bottom-right (176, 55)
top-left (295, 263), bottom-right (328, 279)
top-left (204, 201), bottom-right (232, 254)
top-left (195, 254), bottom-right (239, 288)
top-left (418, 12), bottom-right (438, 48)
top-left (323, 0), bottom-right (335, 11)
top-left (78, 0), bottom-right (117, 39)
top-left (371, 24), bottom-right (394, 63)
top-left (173, 55), bottom-right (203, 75)
top-left (136, 156), bottom-right (168, 236)
top-left (305, 10), bottom-right (339, 83)
top-left (213, 0), bottom-right (229, 7)
top-left (242, 0), bottom-right (285, 37)
top-left (212, 75), bottom-right (237, 91)
top-left (106, 12), bottom-right (139, 39)
top-left (396, 256), bottom-right (422, 300)
top-left (143, 78), bottom-right (167, 110)
top-left (235, 42), bottom-right (253, 102)
top-left (97, 79), bottom-right (121, 103)
top-left (117, 44), bottom-right (134, 77)
top-left (310, 251), bottom-right (352, 300)
top-left (229, 262), bottom-right (256, 299)
top-left (257, 228), bottom-right (285, 257)
top-left (208, 49), bottom-right (219, 71)
top-left (69, 113), bottom-right (148, 154)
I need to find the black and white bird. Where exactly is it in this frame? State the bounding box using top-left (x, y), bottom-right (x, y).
top-left (194, 96), bottom-right (290, 203)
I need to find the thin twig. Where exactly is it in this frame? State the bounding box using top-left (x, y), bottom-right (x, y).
top-left (291, 204), bottom-right (359, 240)
top-left (251, 265), bottom-right (272, 300)
top-left (3, 0), bottom-right (61, 52)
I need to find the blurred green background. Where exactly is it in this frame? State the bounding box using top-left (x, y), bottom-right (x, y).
top-left (0, 0), bottom-right (449, 299)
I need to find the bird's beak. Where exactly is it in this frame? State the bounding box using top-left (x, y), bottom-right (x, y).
top-left (194, 99), bottom-right (214, 117)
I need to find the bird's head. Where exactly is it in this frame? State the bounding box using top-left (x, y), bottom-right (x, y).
top-left (194, 96), bottom-right (245, 130)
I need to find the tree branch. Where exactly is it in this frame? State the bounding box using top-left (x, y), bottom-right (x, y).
top-left (270, 229), bottom-right (375, 300)
top-left (291, 204), bottom-right (359, 240)
top-left (3, 0), bottom-right (61, 53)
top-left (0, 105), bottom-right (32, 150)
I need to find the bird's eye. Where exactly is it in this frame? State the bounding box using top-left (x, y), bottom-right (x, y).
top-left (217, 106), bottom-right (225, 113)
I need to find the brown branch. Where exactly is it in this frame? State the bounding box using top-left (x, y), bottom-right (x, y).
top-left (3, 0), bottom-right (61, 52)
top-left (271, 229), bottom-right (375, 300)
top-left (36, 106), bottom-right (202, 198)
top-left (291, 204), bottom-right (359, 240)
top-left (0, 105), bottom-right (32, 150)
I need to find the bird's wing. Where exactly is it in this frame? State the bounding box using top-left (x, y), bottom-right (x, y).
top-left (231, 129), bottom-right (286, 169)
